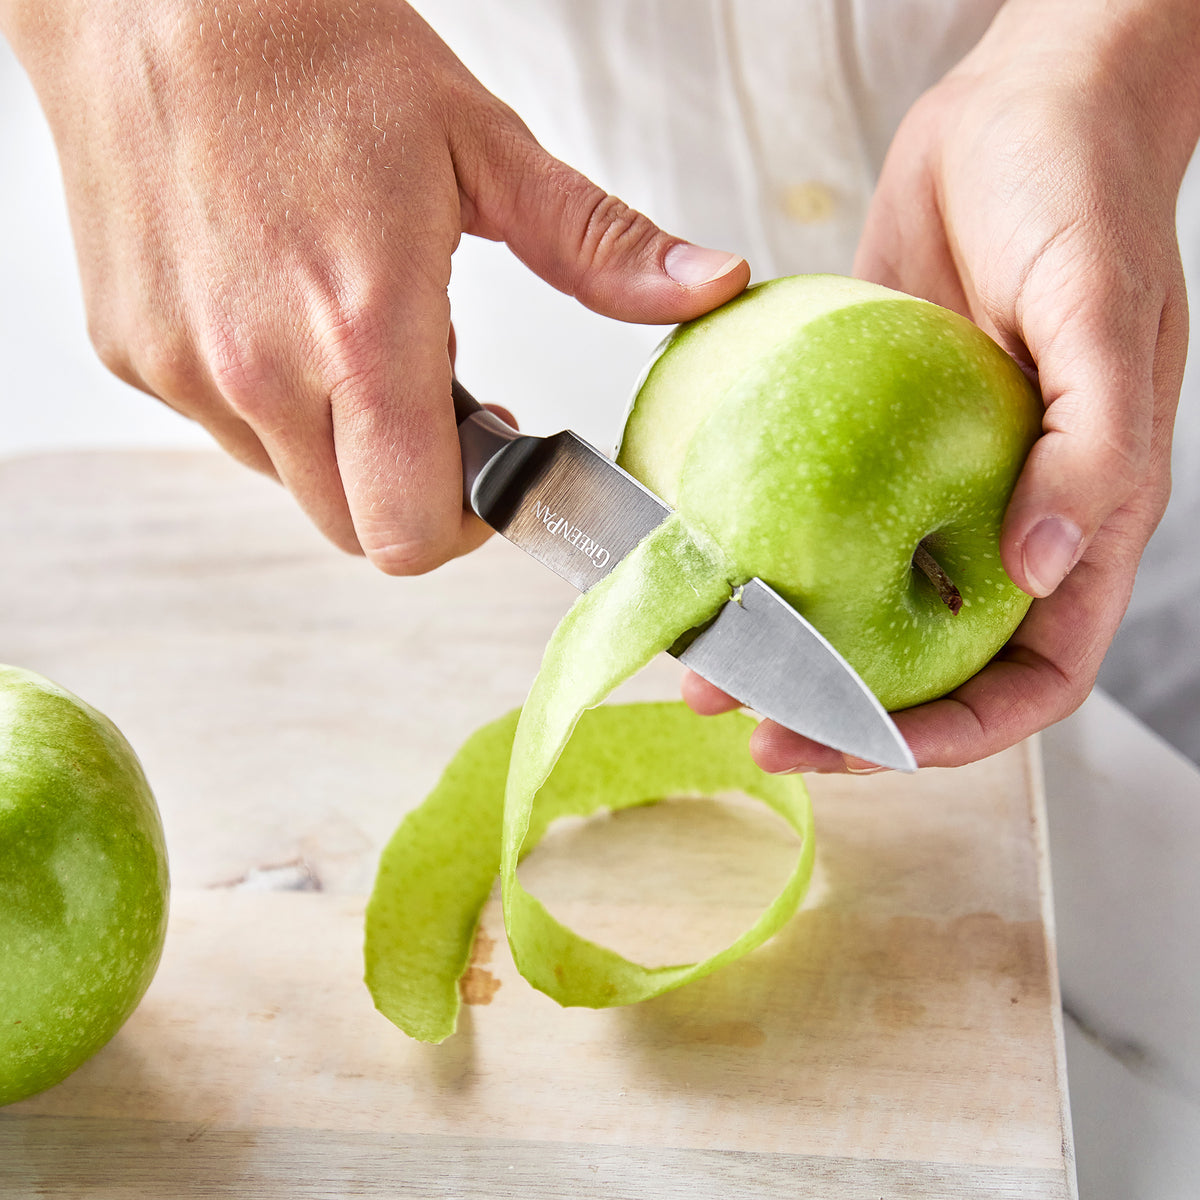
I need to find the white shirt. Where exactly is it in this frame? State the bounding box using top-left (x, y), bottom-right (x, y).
top-left (422, 0), bottom-right (1007, 275)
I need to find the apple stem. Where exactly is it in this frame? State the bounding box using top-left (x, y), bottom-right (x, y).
top-left (914, 543), bottom-right (963, 615)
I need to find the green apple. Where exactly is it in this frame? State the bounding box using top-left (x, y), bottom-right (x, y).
top-left (617, 274), bottom-right (1044, 710)
top-left (1, 665), bottom-right (169, 1106)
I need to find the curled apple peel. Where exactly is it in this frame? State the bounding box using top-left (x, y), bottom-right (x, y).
top-left (366, 514), bottom-right (813, 1042)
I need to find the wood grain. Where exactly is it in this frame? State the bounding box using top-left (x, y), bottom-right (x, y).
top-left (0, 451), bottom-right (1076, 1198)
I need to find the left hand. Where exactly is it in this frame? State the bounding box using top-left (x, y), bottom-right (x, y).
top-left (686, 0), bottom-right (1200, 771)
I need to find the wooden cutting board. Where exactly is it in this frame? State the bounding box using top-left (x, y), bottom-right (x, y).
top-left (0, 450), bottom-right (1076, 1198)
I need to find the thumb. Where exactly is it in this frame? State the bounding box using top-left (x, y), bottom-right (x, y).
top-left (467, 137), bottom-right (749, 323)
top-left (1000, 281), bottom-right (1183, 597)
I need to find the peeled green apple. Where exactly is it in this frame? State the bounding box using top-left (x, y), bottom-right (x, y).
top-left (617, 274), bottom-right (1044, 710)
top-left (1, 665), bottom-right (169, 1106)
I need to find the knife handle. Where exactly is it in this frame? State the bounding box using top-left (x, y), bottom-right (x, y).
top-left (451, 377), bottom-right (484, 424)
top-left (452, 377), bottom-right (527, 512)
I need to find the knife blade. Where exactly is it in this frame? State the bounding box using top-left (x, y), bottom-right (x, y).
top-left (454, 379), bottom-right (916, 772)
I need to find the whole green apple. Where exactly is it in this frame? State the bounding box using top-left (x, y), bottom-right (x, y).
top-left (1, 665), bottom-right (169, 1106)
top-left (617, 274), bottom-right (1044, 710)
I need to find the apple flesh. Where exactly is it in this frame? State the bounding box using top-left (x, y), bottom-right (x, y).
top-left (1, 665), bottom-right (169, 1106)
top-left (617, 275), bottom-right (1044, 710)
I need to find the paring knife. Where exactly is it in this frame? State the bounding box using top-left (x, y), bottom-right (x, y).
top-left (454, 379), bottom-right (916, 773)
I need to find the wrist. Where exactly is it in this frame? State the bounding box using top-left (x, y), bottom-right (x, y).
top-left (974, 0), bottom-right (1200, 185)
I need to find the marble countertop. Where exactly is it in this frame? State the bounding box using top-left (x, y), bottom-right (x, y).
top-left (1043, 692), bottom-right (1200, 1199)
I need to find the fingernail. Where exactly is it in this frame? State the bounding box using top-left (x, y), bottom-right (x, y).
top-left (664, 243), bottom-right (744, 287)
top-left (844, 758), bottom-right (888, 776)
top-left (1023, 517), bottom-right (1083, 597)
top-left (764, 761), bottom-right (813, 775)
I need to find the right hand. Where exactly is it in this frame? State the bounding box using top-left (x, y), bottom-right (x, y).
top-left (682, 0), bottom-right (1200, 772)
top-left (2, 0), bottom-right (748, 572)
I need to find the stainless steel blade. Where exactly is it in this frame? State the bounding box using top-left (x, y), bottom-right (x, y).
top-left (466, 424), bottom-right (670, 593)
top-left (456, 394), bottom-right (915, 771)
top-left (677, 580), bottom-right (918, 772)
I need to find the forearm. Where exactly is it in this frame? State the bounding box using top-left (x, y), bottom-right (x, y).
top-left (0, 0), bottom-right (75, 62)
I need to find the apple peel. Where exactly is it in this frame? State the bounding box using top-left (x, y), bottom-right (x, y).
top-left (365, 515), bottom-right (815, 1043)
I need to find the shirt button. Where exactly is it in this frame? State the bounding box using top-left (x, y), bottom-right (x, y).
top-left (781, 181), bottom-right (838, 224)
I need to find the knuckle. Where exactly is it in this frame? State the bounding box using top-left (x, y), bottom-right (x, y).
top-left (204, 317), bottom-right (280, 423)
top-left (1045, 391), bottom-right (1153, 507)
top-left (133, 336), bottom-right (198, 402)
top-left (1094, 425), bottom-right (1152, 497)
top-left (310, 294), bottom-right (390, 420)
top-left (575, 189), bottom-right (660, 278)
top-left (90, 316), bottom-right (204, 406)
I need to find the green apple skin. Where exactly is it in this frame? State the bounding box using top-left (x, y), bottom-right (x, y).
top-left (1, 665), bottom-right (169, 1106)
top-left (617, 275), bottom-right (1044, 711)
